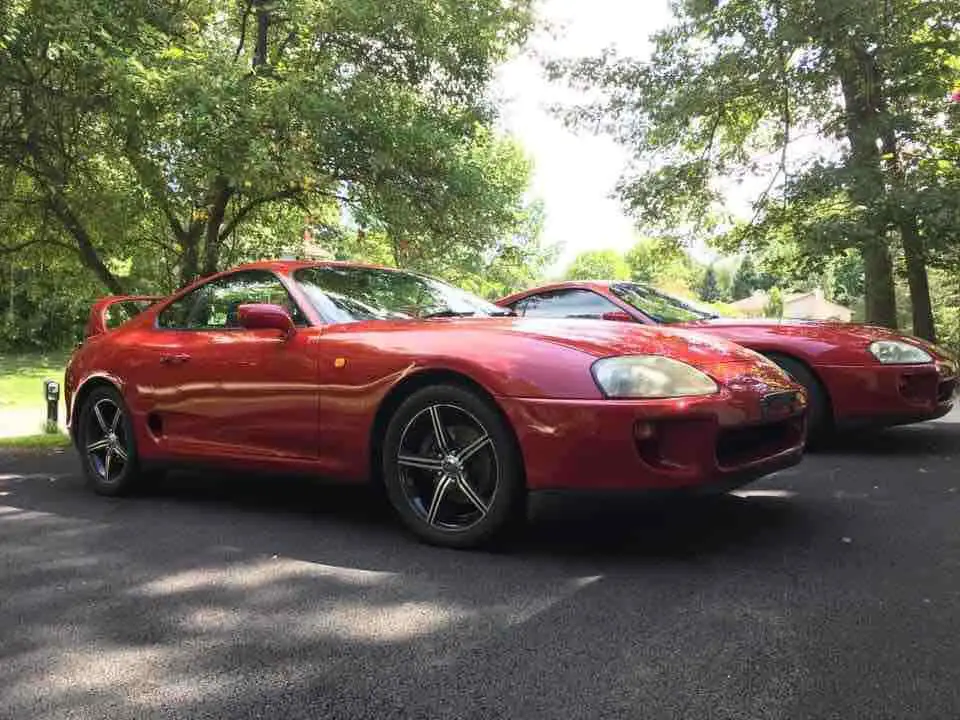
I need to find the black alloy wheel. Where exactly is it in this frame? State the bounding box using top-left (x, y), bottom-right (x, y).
top-left (382, 384), bottom-right (525, 549)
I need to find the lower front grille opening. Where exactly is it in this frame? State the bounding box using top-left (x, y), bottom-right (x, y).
top-left (716, 419), bottom-right (798, 468)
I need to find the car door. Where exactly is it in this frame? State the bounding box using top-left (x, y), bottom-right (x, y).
top-left (145, 270), bottom-right (319, 460)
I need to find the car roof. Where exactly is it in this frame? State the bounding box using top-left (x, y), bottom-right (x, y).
top-left (230, 259), bottom-right (401, 274)
top-left (498, 279), bottom-right (618, 305)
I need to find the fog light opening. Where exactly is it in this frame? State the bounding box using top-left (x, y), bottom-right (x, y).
top-left (634, 421), bottom-right (657, 441)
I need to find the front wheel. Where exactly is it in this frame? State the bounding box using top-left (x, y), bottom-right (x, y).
top-left (381, 384), bottom-right (526, 549)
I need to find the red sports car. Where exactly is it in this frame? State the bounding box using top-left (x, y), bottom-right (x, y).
top-left (65, 261), bottom-right (807, 548)
top-left (498, 280), bottom-right (958, 437)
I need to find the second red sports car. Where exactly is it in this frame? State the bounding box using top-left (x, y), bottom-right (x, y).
top-left (65, 261), bottom-right (807, 548)
top-left (498, 280), bottom-right (958, 437)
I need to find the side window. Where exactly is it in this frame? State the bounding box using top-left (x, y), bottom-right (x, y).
top-left (157, 271), bottom-right (309, 330)
top-left (515, 289), bottom-right (621, 319)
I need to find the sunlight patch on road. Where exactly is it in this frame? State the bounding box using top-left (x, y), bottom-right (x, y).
top-left (731, 489), bottom-right (797, 499)
top-left (131, 557), bottom-right (399, 598)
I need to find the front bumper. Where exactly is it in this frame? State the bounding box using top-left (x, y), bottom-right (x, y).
top-left (817, 362), bottom-right (957, 428)
top-left (498, 390), bottom-right (806, 492)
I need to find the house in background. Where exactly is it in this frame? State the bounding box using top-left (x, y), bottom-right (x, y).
top-left (730, 288), bottom-right (854, 322)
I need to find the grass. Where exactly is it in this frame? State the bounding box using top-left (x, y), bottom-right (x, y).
top-left (0, 432), bottom-right (71, 449)
top-left (0, 351), bottom-right (70, 410)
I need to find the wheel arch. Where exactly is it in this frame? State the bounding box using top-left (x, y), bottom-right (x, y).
top-left (69, 375), bottom-right (124, 444)
top-left (368, 368), bottom-right (525, 488)
top-left (761, 350), bottom-right (834, 423)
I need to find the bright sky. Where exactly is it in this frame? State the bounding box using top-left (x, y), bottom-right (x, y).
top-left (493, 0), bottom-right (676, 275)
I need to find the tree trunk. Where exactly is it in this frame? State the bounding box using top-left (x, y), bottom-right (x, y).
top-left (861, 240), bottom-right (897, 329)
top-left (879, 131), bottom-right (936, 341)
top-left (836, 43), bottom-right (898, 328)
top-left (899, 216), bottom-right (936, 341)
top-left (179, 224), bottom-right (203, 288)
top-left (253, 0), bottom-right (270, 68)
top-left (202, 179), bottom-right (232, 276)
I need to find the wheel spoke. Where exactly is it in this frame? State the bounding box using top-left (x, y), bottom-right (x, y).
top-left (93, 403), bottom-right (110, 433)
top-left (104, 448), bottom-right (113, 480)
top-left (428, 406), bottom-right (449, 452)
top-left (398, 454), bottom-right (443, 472)
top-left (426, 474), bottom-right (454, 526)
top-left (455, 475), bottom-right (489, 517)
top-left (112, 444), bottom-right (128, 462)
top-left (110, 407), bottom-right (121, 431)
top-left (86, 438), bottom-right (110, 453)
top-left (456, 434), bottom-right (491, 464)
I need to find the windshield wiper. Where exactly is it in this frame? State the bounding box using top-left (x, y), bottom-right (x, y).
top-left (421, 310), bottom-right (477, 318)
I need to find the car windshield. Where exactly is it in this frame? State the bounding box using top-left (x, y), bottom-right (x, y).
top-left (293, 265), bottom-right (511, 323)
top-left (609, 282), bottom-right (717, 324)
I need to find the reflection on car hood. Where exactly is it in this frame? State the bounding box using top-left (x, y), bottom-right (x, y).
top-left (330, 316), bottom-right (796, 388)
top-left (675, 317), bottom-right (953, 361)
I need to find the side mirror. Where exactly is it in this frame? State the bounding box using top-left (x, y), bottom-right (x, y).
top-left (601, 310), bottom-right (634, 323)
top-left (237, 303), bottom-right (296, 338)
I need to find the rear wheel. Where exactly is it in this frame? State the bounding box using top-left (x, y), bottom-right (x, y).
top-left (381, 384), bottom-right (526, 549)
top-left (78, 387), bottom-right (145, 496)
top-left (766, 353), bottom-right (830, 441)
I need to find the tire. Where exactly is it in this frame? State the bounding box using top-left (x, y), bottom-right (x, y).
top-left (381, 384), bottom-right (526, 549)
top-left (77, 386), bottom-right (144, 496)
top-left (766, 353), bottom-right (831, 441)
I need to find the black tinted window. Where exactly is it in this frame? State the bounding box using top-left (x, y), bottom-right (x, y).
top-left (513, 289), bottom-right (620, 319)
top-left (609, 282), bottom-right (714, 323)
top-left (157, 271), bottom-right (309, 329)
top-left (294, 265), bottom-right (509, 323)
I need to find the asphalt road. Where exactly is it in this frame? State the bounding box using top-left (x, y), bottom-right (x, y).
top-left (2, 409), bottom-right (959, 720)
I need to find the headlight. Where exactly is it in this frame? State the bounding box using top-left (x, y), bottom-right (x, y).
top-left (868, 340), bottom-right (932, 364)
top-left (592, 356), bottom-right (719, 398)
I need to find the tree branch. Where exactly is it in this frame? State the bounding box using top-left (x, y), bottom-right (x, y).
top-left (0, 237), bottom-right (47, 255)
top-left (235, 0), bottom-right (254, 61)
top-left (219, 186), bottom-right (303, 242)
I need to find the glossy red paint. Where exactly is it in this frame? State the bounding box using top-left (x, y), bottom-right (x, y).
top-left (65, 262), bottom-right (806, 496)
top-left (498, 280), bottom-right (958, 428)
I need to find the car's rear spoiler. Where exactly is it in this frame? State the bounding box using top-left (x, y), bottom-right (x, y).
top-left (85, 295), bottom-right (165, 339)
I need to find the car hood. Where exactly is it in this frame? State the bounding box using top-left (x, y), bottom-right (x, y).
top-left (675, 318), bottom-right (954, 363)
top-left (333, 316), bottom-right (797, 388)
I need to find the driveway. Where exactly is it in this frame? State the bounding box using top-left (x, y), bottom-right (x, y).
top-left (1, 409), bottom-right (959, 719)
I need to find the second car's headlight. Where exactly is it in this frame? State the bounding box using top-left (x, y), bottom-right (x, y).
top-left (868, 340), bottom-right (933, 364)
top-left (592, 356), bottom-right (719, 398)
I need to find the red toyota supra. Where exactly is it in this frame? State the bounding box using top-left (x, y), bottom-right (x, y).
top-left (65, 261), bottom-right (807, 548)
top-left (498, 280), bottom-right (958, 437)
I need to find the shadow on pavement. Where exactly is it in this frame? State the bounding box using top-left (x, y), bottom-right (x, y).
top-left (0, 456), bottom-right (818, 568)
top-left (814, 419), bottom-right (960, 457)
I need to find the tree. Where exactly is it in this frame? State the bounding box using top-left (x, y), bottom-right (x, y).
top-left (0, 0), bottom-right (536, 291)
top-left (564, 250), bottom-right (630, 281)
top-left (698, 265), bottom-right (721, 303)
top-left (732, 256), bottom-right (760, 300)
top-left (624, 236), bottom-right (703, 292)
top-left (764, 287), bottom-right (785, 319)
top-left (552, 0), bottom-right (960, 340)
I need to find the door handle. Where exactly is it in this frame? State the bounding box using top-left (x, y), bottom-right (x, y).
top-left (160, 353), bottom-right (191, 365)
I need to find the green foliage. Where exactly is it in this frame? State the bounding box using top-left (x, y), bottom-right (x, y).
top-left (732, 255), bottom-right (759, 300)
top-left (564, 250), bottom-right (631, 281)
top-left (698, 265), bottom-right (721, 303)
top-left (764, 287), bottom-right (785, 319)
top-left (0, 0), bottom-right (538, 301)
top-left (624, 237), bottom-right (704, 295)
top-left (552, 0), bottom-right (960, 336)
